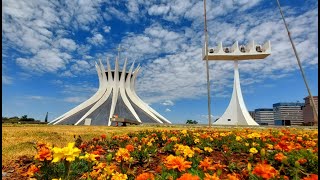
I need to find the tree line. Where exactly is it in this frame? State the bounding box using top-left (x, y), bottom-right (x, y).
top-left (2, 115), bottom-right (47, 124)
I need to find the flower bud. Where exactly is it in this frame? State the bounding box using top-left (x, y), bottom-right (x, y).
top-left (106, 153), bottom-right (113, 162)
top-left (217, 169), bottom-right (222, 176)
top-left (260, 148), bottom-right (266, 158)
top-left (247, 163), bottom-right (252, 171)
top-left (295, 161), bottom-right (300, 167)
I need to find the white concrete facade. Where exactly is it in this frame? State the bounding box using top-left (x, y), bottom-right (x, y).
top-left (49, 58), bottom-right (171, 126)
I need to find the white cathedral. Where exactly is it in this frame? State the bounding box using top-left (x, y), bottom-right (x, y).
top-left (49, 57), bottom-right (171, 126)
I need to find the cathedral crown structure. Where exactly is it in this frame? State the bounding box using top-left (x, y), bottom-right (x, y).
top-left (49, 57), bottom-right (171, 126)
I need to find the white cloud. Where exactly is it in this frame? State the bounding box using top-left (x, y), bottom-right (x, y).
top-left (165, 108), bottom-right (171, 112)
top-left (103, 26), bottom-right (111, 33)
top-left (16, 49), bottom-right (71, 73)
top-left (2, 0), bottom-right (106, 75)
top-left (87, 33), bottom-right (105, 46)
top-left (148, 5), bottom-right (170, 15)
top-left (161, 100), bottom-right (174, 106)
top-left (59, 71), bottom-right (76, 77)
top-left (70, 60), bottom-right (95, 75)
top-left (2, 75), bottom-right (13, 85)
top-left (122, 4), bottom-right (318, 105)
top-left (64, 97), bottom-right (87, 103)
top-left (27, 96), bottom-right (43, 100)
top-left (56, 38), bottom-right (77, 51)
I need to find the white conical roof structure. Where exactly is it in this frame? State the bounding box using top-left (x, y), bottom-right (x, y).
top-left (49, 58), bottom-right (171, 126)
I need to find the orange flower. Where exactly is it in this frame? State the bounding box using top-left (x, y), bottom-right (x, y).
top-left (164, 155), bottom-right (192, 172)
top-left (212, 163), bottom-right (226, 171)
top-left (227, 173), bottom-right (240, 180)
top-left (35, 146), bottom-right (52, 161)
top-left (125, 144), bottom-right (135, 152)
top-left (204, 173), bottom-right (220, 180)
top-left (177, 173), bottom-right (200, 180)
top-left (298, 158), bottom-right (307, 164)
top-left (302, 174), bottom-right (318, 180)
top-left (252, 162), bottom-right (278, 180)
top-left (101, 134), bottom-right (107, 140)
top-left (274, 153), bottom-right (287, 162)
top-left (25, 164), bottom-right (39, 177)
top-left (136, 172), bottom-right (155, 180)
top-left (155, 165), bottom-right (162, 173)
top-left (199, 157), bottom-right (214, 171)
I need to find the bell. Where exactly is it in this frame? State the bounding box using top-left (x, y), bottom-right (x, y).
top-left (209, 49), bottom-right (214, 53)
top-left (256, 45), bottom-right (262, 52)
top-left (240, 46), bottom-right (245, 53)
top-left (224, 47), bottom-right (230, 53)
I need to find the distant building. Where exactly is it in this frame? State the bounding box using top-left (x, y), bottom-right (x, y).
top-left (302, 96), bottom-right (318, 125)
top-left (254, 108), bottom-right (274, 125)
top-left (249, 111), bottom-right (256, 121)
top-left (273, 102), bottom-right (304, 126)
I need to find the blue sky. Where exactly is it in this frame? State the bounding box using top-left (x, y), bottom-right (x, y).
top-left (2, 0), bottom-right (318, 124)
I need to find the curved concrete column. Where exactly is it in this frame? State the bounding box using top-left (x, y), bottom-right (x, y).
top-left (214, 60), bottom-right (259, 125)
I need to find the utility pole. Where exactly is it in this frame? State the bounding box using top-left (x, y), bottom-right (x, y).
top-left (203, 0), bottom-right (212, 127)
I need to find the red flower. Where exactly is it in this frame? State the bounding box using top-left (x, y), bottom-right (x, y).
top-left (125, 144), bottom-right (135, 152)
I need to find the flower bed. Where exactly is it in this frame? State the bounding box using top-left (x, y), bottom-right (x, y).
top-left (23, 128), bottom-right (317, 179)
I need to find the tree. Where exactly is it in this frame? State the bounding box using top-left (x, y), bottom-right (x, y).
top-left (186, 120), bottom-right (198, 124)
top-left (21, 115), bottom-right (28, 120)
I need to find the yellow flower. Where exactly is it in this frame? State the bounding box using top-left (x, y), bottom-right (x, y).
top-left (162, 136), bottom-right (167, 141)
top-left (181, 130), bottom-right (187, 135)
top-left (115, 148), bottom-right (130, 162)
top-left (194, 138), bottom-right (200, 144)
top-left (266, 144), bottom-right (273, 149)
top-left (252, 142), bottom-right (259, 147)
top-left (204, 147), bottom-right (213, 153)
top-left (249, 147), bottom-right (258, 154)
top-left (50, 142), bottom-right (81, 163)
top-left (147, 141), bottom-right (153, 146)
top-left (245, 143), bottom-right (249, 146)
top-left (174, 144), bottom-right (195, 158)
top-left (236, 136), bottom-right (242, 141)
top-left (79, 152), bottom-right (99, 162)
top-left (52, 178), bottom-right (62, 180)
top-left (111, 172), bottom-right (127, 180)
top-left (170, 136), bottom-right (178, 142)
top-left (63, 142), bottom-right (81, 162)
top-left (194, 133), bottom-right (200, 137)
